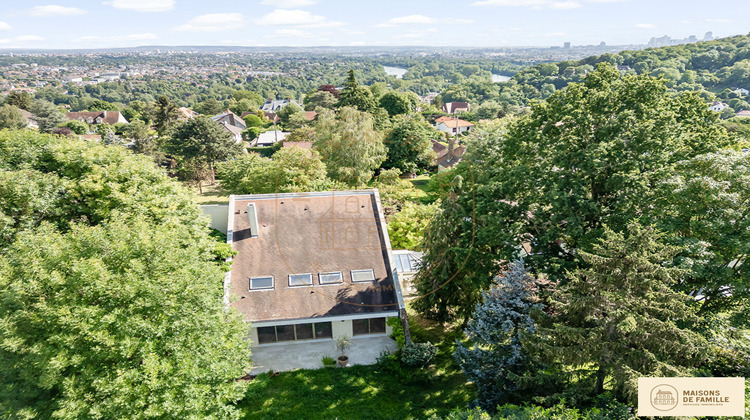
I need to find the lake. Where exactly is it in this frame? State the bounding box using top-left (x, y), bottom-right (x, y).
top-left (492, 74), bottom-right (511, 83)
top-left (383, 66), bottom-right (408, 79)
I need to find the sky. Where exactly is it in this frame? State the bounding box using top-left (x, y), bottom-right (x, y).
top-left (0, 0), bottom-right (748, 49)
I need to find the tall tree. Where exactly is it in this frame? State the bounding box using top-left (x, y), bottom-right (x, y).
top-left (312, 107), bottom-right (386, 186)
top-left (4, 91), bottom-right (32, 110)
top-left (152, 95), bottom-right (180, 137)
top-left (304, 91), bottom-right (337, 111)
top-left (337, 70), bottom-right (376, 112)
top-left (455, 261), bottom-right (542, 411)
top-left (0, 104), bottom-right (26, 130)
top-left (534, 224), bottom-right (706, 403)
top-left (30, 100), bottom-right (66, 133)
top-left (379, 91), bottom-right (416, 116)
top-left (383, 117), bottom-right (435, 173)
top-left (166, 115), bottom-right (243, 184)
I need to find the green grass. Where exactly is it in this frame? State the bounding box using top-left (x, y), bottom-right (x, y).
top-left (237, 311), bottom-right (474, 420)
top-left (191, 183), bottom-right (230, 205)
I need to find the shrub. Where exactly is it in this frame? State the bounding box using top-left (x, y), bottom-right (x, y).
top-left (386, 317), bottom-right (405, 349)
top-left (401, 342), bottom-right (437, 367)
top-left (321, 356), bottom-right (336, 366)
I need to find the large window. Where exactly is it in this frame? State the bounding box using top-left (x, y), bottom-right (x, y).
top-left (257, 322), bottom-right (333, 344)
top-left (351, 269), bottom-right (375, 283)
top-left (250, 276), bottom-right (274, 290)
top-left (289, 273), bottom-right (313, 287)
top-left (319, 271), bottom-right (343, 285)
top-left (352, 317), bottom-right (387, 335)
top-left (394, 253), bottom-right (420, 273)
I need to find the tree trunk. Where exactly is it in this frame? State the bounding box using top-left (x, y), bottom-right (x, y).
top-left (400, 308), bottom-right (412, 345)
top-left (595, 365), bottom-right (606, 395)
top-left (197, 179), bottom-right (202, 194)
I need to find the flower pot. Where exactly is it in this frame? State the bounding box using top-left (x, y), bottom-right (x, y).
top-left (337, 356), bottom-right (349, 367)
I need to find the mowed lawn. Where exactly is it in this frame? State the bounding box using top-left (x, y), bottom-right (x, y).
top-left (238, 313), bottom-right (474, 420)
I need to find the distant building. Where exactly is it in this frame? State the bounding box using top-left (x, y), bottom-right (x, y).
top-left (708, 101), bottom-right (730, 112)
top-left (177, 107), bottom-right (198, 120)
top-left (442, 102), bottom-right (470, 114)
top-left (733, 88), bottom-right (749, 96)
top-left (736, 110), bottom-right (750, 117)
top-left (434, 116), bottom-right (474, 135)
top-left (212, 110), bottom-right (246, 130)
top-left (220, 121), bottom-right (244, 143)
top-left (431, 138), bottom-right (466, 172)
top-left (704, 31), bottom-right (714, 41)
top-left (563, 42), bottom-right (571, 49)
top-left (254, 130), bottom-right (289, 147)
top-left (19, 109), bottom-right (39, 129)
top-left (65, 111), bottom-right (129, 125)
top-left (260, 99), bottom-right (301, 113)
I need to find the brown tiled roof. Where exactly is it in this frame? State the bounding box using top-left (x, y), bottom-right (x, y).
top-left (443, 102), bottom-right (470, 113)
top-left (431, 139), bottom-right (448, 159)
top-left (437, 117), bottom-right (474, 128)
top-left (228, 191), bottom-right (400, 323)
top-left (304, 111), bottom-right (318, 121)
top-left (282, 141), bottom-right (313, 149)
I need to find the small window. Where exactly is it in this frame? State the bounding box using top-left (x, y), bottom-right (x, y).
top-left (314, 322), bottom-right (333, 339)
top-left (319, 271), bottom-right (343, 285)
top-left (295, 323), bottom-right (314, 340)
top-left (257, 326), bottom-right (276, 344)
top-left (288, 273), bottom-right (313, 287)
top-left (351, 269), bottom-right (375, 283)
top-left (250, 276), bottom-right (274, 290)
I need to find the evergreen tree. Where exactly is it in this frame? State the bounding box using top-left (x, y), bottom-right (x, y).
top-left (0, 105), bottom-right (26, 130)
top-left (535, 223), bottom-right (706, 403)
top-left (337, 70), bottom-right (376, 112)
top-left (455, 261), bottom-right (542, 411)
top-left (30, 100), bottom-right (66, 133)
top-left (152, 95), bottom-right (180, 137)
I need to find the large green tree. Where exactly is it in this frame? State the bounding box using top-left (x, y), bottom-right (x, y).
top-left (152, 95), bottom-right (180, 137)
top-left (166, 115), bottom-right (243, 183)
top-left (379, 91), bottom-right (416, 116)
top-left (337, 70), bottom-right (376, 112)
top-left (4, 91), bottom-right (32, 110)
top-left (533, 224), bottom-right (706, 403)
top-left (313, 107), bottom-right (386, 186)
top-left (0, 104), bottom-right (26, 130)
top-left (383, 117), bottom-right (435, 173)
top-left (30, 100), bottom-right (66, 133)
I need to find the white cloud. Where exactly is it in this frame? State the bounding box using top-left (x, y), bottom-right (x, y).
top-left (264, 29), bottom-right (315, 38)
top-left (551, 1), bottom-right (582, 9)
top-left (706, 18), bottom-right (731, 23)
top-left (260, 0), bottom-right (317, 7)
top-left (75, 33), bottom-right (159, 42)
top-left (30, 5), bottom-right (87, 16)
top-left (543, 32), bottom-right (566, 36)
top-left (636, 23), bottom-right (656, 28)
top-left (397, 28), bottom-right (439, 39)
top-left (0, 22), bottom-right (11, 31)
top-left (0, 35), bottom-right (45, 45)
top-left (175, 13), bottom-right (245, 32)
top-left (471, 0), bottom-right (549, 6)
top-left (106, 0), bottom-right (175, 12)
top-left (254, 9), bottom-right (344, 27)
top-left (376, 14), bottom-right (473, 27)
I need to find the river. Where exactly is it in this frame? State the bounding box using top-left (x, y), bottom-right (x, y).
top-left (383, 66), bottom-right (408, 79)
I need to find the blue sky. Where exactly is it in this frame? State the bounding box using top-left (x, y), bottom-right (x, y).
top-left (0, 0), bottom-right (747, 49)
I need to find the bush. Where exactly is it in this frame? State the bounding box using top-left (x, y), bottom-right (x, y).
top-left (321, 356), bottom-right (336, 366)
top-left (387, 317), bottom-right (405, 349)
top-left (401, 342), bottom-right (437, 367)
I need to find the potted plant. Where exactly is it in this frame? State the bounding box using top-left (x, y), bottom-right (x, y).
top-left (335, 335), bottom-right (351, 367)
top-left (321, 356), bottom-right (336, 368)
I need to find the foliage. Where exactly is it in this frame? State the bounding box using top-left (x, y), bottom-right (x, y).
top-left (0, 218), bottom-right (252, 419)
top-left (337, 70), bottom-right (377, 112)
top-left (321, 356), bottom-right (336, 366)
top-left (534, 223), bottom-right (706, 404)
top-left (3, 91), bottom-right (32, 110)
top-left (312, 107), bottom-right (386, 186)
top-left (166, 115), bottom-right (243, 181)
top-left (401, 342), bottom-right (438, 367)
top-left (0, 104), bottom-right (26, 130)
top-left (383, 116), bottom-right (436, 173)
top-left (335, 335), bottom-right (352, 356)
top-left (276, 102), bottom-right (304, 125)
top-left (243, 114), bottom-right (263, 128)
top-left (387, 201), bottom-right (439, 251)
top-left (152, 95), bottom-right (180, 137)
top-left (379, 91), bottom-right (416, 116)
top-left (455, 261), bottom-right (543, 411)
top-left (304, 90), bottom-right (337, 111)
top-left (437, 400), bottom-right (636, 420)
top-left (217, 147), bottom-right (331, 194)
top-left (60, 119), bottom-right (89, 135)
top-left (30, 100), bottom-right (66, 133)
top-left (386, 316), bottom-right (406, 349)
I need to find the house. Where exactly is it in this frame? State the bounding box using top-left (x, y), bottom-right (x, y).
top-left (212, 110), bottom-right (246, 130)
top-left (733, 88), bottom-right (749, 96)
top-left (19, 109), bottom-right (38, 129)
top-left (260, 99), bottom-right (301, 113)
top-left (177, 107), bottom-right (198, 120)
top-left (220, 122), bottom-right (244, 143)
top-left (735, 110), bottom-right (750, 117)
top-left (431, 139), bottom-right (466, 171)
top-left (434, 116), bottom-right (475, 135)
top-left (253, 130), bottom-right (289, 147)
top-left (225, 190), bottom-right (405, 373)
top-left (282, 141), bottom-right (313, 149)
top-left (442, 102), bottom-right (470, 114)
top-left (65, 111), bottom-right (129, 125)
top-left (708, 101), bottom-right (730, 112)
top-left (303, 111), bottom-right (318, 121)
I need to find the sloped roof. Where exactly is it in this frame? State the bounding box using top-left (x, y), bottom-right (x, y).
top-left (66, 111), bottom-right (128, 125)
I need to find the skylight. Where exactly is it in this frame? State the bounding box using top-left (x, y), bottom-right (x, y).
top-left (250, 276), bottom-right (274, 290)
top-left (319, 271), bottom-right (343, 285)
top-left (289, 273), bottom-right (313, 287)
top-left (351, 269), bottom-right (376, 283)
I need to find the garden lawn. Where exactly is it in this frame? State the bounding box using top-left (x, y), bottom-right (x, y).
top-left (237, 312), bottom-right (474, 420)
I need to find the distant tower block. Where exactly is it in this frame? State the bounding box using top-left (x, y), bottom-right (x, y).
top-left (600, 41), bottom-right (606, 47)
top-left (563, 42), bottom-right (571, 49)
top-left (704, 31), bottom-right (714, 41)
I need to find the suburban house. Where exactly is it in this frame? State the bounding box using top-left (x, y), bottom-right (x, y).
top-left (220, 121), bottom-right (244, 143)
top-left (435, 116), bottom-right (475, 135)
top-left (177, 107), bottom-right (198, 120)
top-left (253, 130), bottom-right (289, 147)
top-left (736, 110), bottom-right (750, 117)
top-left (260, 99), bottom-right (301, 113)
top-left (709, 101), bottom-right (730, 112)
top-left (733, 88), bottom-right (749, 96)
top-left (65, 110), bottom-right (129, 125)
top-left (212, 110), bottom-right (247, 130)
top-left (442, 102), bottom-right (470, 114)
top-left (431, 139), bottom-right (466, 171)
top-left (224, 190), bottom-right (406, 373)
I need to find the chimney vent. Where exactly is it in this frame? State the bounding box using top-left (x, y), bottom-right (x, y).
top-left (247, 203), bottom-right (259, 238)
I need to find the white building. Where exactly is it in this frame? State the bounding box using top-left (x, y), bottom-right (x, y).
top-left (709, 101), bottom-right (730, 112)
top-left (225, 190), bottom-right (406, 374)
top-left (253, 130), bottom-right (289, 147)
top-left (434, 116), bottom-right (475, 135)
